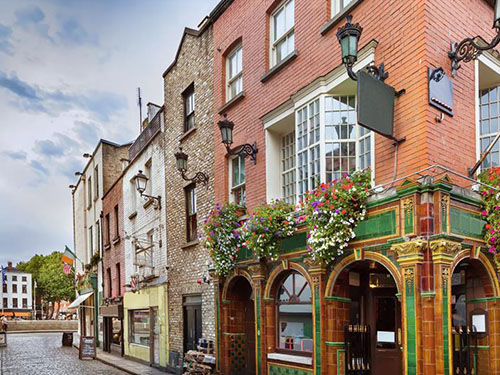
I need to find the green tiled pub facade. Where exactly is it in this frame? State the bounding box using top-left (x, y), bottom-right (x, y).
top-left (215, 177), bottom-right (500, 375)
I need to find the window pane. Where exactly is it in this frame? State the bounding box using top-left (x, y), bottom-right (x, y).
top-left (232, 157), bottom-right (240, 186)
top-left (479, 86), bottom-right (500, 168)
top-left (130, 310), bottom-right (150, 346)
top-left (274, 8), bottom-right (285, 41)
top-left (239, 156), bottom-right (245, 184)
top-left (285, 0), bottom-right (294, 31)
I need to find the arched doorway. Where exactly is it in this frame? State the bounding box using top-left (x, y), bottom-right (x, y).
top-left (451, 258), bottom-right (495, 375)
top-left (331, 260), bottom-right (403, 375)
top-left (222, 276), bottom-right (255, 375)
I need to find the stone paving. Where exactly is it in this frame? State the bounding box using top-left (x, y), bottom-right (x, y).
top-left (0, 332), bottom-right (127, 375)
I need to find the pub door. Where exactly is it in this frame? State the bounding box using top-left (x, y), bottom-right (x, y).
top-left (183, 295), bottom-right (202, 353)
top-left (346, 261), bottom-right (403, 375)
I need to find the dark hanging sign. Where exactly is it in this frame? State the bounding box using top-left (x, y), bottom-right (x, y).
top-left (428, 67), bottom-right (454, 116)
top-left (357, 70), bottom-right (396, 140)
top-left (79, 336), bottom-right (96, 360)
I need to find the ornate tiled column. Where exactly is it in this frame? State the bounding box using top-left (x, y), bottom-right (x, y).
top-left (249, 264), bottom-right (267, 375)
top-left (392, 240), bottom-right (426, 375)
top-left (430, 239), bottom-right (461, 375)
top-left (304, 257), bottom-right (327, 375)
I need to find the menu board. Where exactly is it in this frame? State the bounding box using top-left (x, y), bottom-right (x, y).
top-left (79, 336), bottom-right (96, 360)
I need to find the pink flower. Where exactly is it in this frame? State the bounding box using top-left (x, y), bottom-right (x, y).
top-left (481, 210), bottom-right (488, 216)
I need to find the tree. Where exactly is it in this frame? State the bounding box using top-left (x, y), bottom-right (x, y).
top-left (17, 251), bottom-right (75, 318)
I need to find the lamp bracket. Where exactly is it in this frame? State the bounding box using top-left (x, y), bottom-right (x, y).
top-left (346, 63), bottom-right (389, 82)
top-left (226, 142), bottom-right (258, 164)
top-left (449, 28), bottom-right (500, 77)
top-left (367, 63), bottom-right (389, 81)
top-left (179, 170), bottom-right (210, 187)
top-left (139, 193), bottom-right (161, 209)
top-left (392, 136), bottom-right (406, 146)
top-left (395, 89), bottom-right (406, 98)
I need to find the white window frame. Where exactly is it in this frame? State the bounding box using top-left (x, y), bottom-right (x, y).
top-left (475, 56), bottom-right (500, 172)
top-left (270, 0), bottom-right (295, 68)
top-left (331, 0), bottom-right (355, 18)
top-left (94, 166), bottom-right (99, 200)
top-left (281, 131), bottom-right (296, 204)
top-left (226, 45), bottom-right (243, 102)
top-left (145, 159), bottom-right (152, 196)
top-left (229, 155), bottom-right (246, 204)
top-left (291, 95), bottom-right (374, 203)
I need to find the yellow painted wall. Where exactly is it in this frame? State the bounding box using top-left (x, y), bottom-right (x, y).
top-left (123, 284), bottom-right (168, 367)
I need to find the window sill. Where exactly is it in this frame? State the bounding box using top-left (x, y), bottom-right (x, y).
top-left (112, 237), bottom-right (120, 245)
top-left (143, 198), bottom-right (155, 209)
top-left (104, 243), bottom-right (111, 251)
top-left (218, 91), bottom-right (246, 114)
top-left (320, 0), bottom-right (364, 36)
top-left (129, 342), bottom-right (150, 349)
top-left (261, 50), bottom-right (299, 83)
top-left (267, 353), bottom-right (313, 366)
top-left (181, 239), bottom-right (199, 249)
top-left (179, 127), bottom-right (197, 143)
top-left (128, 211), bottom-right (138, 220)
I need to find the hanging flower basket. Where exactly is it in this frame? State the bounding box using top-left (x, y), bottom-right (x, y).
top-left (203, 202), bottom-right (245, 276)
top-left (301, 170), bottom-right (371, 263)
top-left (241, 200), bottom-right (297, 261)
top-left (478, 167), bottom-right (500, 263)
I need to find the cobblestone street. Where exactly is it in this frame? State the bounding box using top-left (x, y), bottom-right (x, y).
top-left (0, 333), bottom-right (127, 375)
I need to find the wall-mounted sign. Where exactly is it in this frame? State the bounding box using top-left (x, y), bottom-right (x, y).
top-left (428, 67), bottom-right (454, 116)
top-left (357, 70), bottom-right (396, 139)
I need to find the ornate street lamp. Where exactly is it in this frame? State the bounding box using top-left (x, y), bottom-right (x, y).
top-left (174, 147), bottom-right (209, 186)
top-left (218, 114), bottom-right (258, 164)
top-left (336, 15), bottom-right (389, 82)
top-left (449, 1), bottom-right (500, 76)
top-left (134, 170), bottom-right (161, 208)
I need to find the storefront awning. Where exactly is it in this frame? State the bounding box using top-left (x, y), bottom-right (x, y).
top-left (1, 312), bottom-right (32, 317)
top-left (68, 292), bottom-right (93, 310)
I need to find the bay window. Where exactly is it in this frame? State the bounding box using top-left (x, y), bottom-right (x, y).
top-left (268, 94), bottom-right (374, 204)
top-left (270, 0), bottom-right (294, 67)
top-left (479, 86), bottom-right (500, 168)
top-left (226, 45), bottom-right (243, 101)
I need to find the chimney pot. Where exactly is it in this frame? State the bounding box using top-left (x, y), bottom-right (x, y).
top-left (7, 262), bottom-right (12, 270)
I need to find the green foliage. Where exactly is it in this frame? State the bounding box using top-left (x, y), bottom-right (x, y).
top-left (203, 202), bottom-right (245, 277)
top-left (478, 167), bottom-right (500, 258)
top-left (17, 251), bottom-right (75, 302)
top-left (241, 200), bottom-right (296, 261)
top-left (301, 170), bottom-right (371, 263)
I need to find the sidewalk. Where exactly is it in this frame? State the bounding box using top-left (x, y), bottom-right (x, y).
top-left (94, 347), bottom-right (173, 375)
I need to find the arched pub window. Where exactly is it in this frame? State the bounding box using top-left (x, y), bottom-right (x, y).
top-left (276, 272), bottom-right (313, 355)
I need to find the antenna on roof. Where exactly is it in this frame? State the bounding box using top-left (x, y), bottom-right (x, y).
top-left (137, 87), bottom-right (143, 129)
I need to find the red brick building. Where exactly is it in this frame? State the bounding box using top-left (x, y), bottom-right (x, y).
top-left (207, 1), bottom-right (500, 375)
top-left (101, 172), bottom-right (125, 356)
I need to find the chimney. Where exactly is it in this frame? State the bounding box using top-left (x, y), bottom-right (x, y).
top-left (7, 262), bottom-right (12, 271)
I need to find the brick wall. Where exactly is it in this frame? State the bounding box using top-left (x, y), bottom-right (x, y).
top-left (211, 0), bottom-right (496, 211)
top-left (102, 173), bottom-right (125, 298)
top-left (163, 26), bottom-right (216, 354)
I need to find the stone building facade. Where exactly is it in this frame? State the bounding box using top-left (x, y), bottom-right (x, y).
top-left (71, 139), bottom-right (130, 347)
top-left (162, 23), bottom-right (216, 360)
top-left (122, 107), bottom-right (169, 369)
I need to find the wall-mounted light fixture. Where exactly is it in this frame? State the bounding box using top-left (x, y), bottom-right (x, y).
top-left (336, 15), bottom-right (388, 82)
top-left (134, 170), bottom-right (161, 208)
top-left (69, 185), bottom-right (76, 190)
top-left (83, 153), bottom-right (91, 158)
top-left (218, 114), bottom-right (258, 164)
top-left (75, 172), bottom-right (83, 176)
top-left (174, 147), bottom-right (209, 186)
top-left (448, 1), bottom-right (500, 76)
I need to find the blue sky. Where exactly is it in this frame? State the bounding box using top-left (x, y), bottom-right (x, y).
top-left (0, 0), bottom-right (219, 266)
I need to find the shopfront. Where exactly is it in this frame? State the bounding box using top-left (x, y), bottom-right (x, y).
top-left (215, 177), bottom-right (500, 375)
top-left (101, 298), bottom-right (124, 356)
top-left (123, 285), bottom-right (168, 369)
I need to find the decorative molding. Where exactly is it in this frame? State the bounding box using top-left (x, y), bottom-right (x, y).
top-left (430, 239), bottom-right (462, 264)
top-left (248, 264), bottom-right (267, 281)
top-left (392, 240), bottom-right (426, 265)
top-left (402, 198), bottom-right (414, 214)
